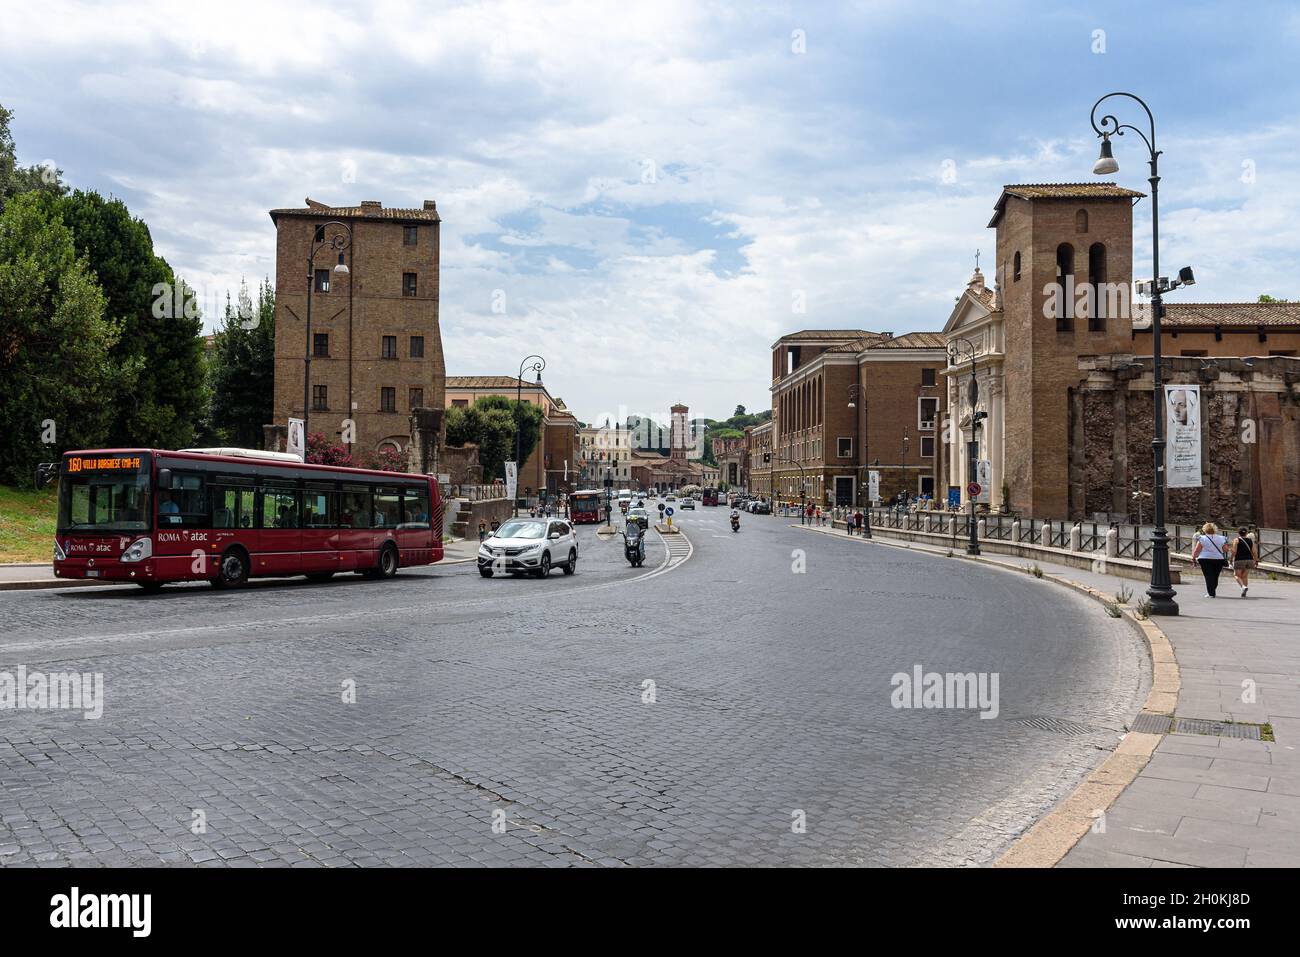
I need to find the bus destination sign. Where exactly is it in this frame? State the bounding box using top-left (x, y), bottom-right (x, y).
top-left (66, 456), bottom-right (143, 473)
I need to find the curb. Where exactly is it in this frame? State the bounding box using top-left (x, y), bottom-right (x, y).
top-left (0, 578), bottom-right (111, 591)
top-left (792, 523), bottom-right (1180, 868)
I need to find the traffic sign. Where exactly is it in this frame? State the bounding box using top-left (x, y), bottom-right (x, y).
top-left (665, 507), bottom-right (674, 517)
top-left (968, 483), bottom-right (982, 497)
top-left (657, 503), bottom-right (665, 512)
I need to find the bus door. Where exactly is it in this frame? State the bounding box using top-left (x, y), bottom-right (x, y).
top-left (399, 484), bottom-right (434, 564)
top-left (258, 484), bottom-right (302, 575)
top-left (338, 484), bottom-right (373, 571)
top-left (301, 482), bottom-right (340, 572)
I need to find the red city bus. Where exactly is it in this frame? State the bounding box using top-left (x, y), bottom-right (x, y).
top-left (568, 489), bottom-right (603, 524)
top-left (41, 448), bottom-right (443, 590)
top-left (702, 487), bottom-right (719, 506)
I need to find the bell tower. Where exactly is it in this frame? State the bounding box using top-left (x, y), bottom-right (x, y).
top-left (991, 183), bottom-right (1144, 518)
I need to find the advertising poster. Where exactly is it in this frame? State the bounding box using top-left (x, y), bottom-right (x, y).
top-left (505, 461), bottom-right (518, 502)
top-left (1164, 384), bottom-right (1202, 489)
top-left (287, 418), bottom-right (305, 462)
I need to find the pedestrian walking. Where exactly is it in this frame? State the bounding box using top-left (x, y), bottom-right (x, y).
top-left (1230, 526), bottom-right (1257, 597)
top-left (478, 521), bottom-right (488, 543)
top-left (489, 517), bottom-right (500, 535)
top-left (1191, 521), bottom-right (1230, 598)
top-left (854, 509), bottom-right (864, 535)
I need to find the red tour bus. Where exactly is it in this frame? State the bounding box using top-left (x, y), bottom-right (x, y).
top-left (702, 487), bottom-right (719, 507)
top-left (40, 448), bottom-right (443, 590)
top-left (568, 489), bottom-right (603, 524)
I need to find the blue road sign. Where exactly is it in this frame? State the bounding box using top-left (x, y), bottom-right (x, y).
top-left (666, 507), bottom-right (674, 517)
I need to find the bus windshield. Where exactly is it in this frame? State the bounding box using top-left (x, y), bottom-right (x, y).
top-left (58, 471), bottom-right (151, 533)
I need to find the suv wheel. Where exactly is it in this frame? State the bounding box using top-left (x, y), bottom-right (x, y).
top-left (536, 552), bottom-right (551, 578)
top-left (563, 549), bottom-right (577, 575)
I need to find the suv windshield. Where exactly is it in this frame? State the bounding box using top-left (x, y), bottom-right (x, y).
top-left (495, 520), bottom-right (545, 539)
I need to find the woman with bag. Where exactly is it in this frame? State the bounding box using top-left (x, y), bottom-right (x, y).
top-left (1190, 522), bottom-right (1229, 598)
top-left (1231, 526), bottom-right (1256, 597)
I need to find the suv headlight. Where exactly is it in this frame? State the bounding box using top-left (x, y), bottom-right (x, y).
top-left (121, 537), bottom-right (153, 563)
top-left (53, 539), bottom-right (66, 562)
top-left (522, 543), bottom-right (542, 553)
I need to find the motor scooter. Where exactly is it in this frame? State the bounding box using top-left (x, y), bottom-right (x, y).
top-left (730, 514), bottom-right (740, 533)
top-left (624, 523), bottom-right (646, 567)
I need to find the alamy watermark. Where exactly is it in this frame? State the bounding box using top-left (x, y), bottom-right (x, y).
top-left (0, 666), bottom-right (104, 719)
top-left (891, 664), bottom-right (999, 719)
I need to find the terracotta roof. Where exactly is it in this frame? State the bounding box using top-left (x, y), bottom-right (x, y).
top-left (826, 333), bottom-right (890, 353)
top-left (1133, 302), bottom-right (1300, 329)
top-left (866, 331), bottom-right (947, 350)
top-left (989, 182), bottom-right (1145, 226)
top-left (446, 375), bottom-right (541, 389)
top-left (269, 197), bottom-right (441, 225)
top-left (776, 329), bottom-right (875, 343)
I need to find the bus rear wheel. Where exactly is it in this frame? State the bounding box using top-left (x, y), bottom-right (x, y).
top-left (211, 547), bottom-right (249, 589)
top-left (370, 544), bottom-right (398, 579)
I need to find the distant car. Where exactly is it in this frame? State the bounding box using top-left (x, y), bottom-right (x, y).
top-left (478, 518), bottom-right (578, 578)
top-left (628, 507), bottom-right (650, 530)
top-left (680, 498), bottom-right (695, 510)
top-left (752, 501), bottom-right (771, 515)
top-left (665, 494), bottom-right (677, 503)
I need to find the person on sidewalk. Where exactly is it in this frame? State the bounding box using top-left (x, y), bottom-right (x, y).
top-left (477, 521), bottom-right (488, 543)
top-left (1231, 526), bottom-right (1256, 597)
top-left (1191, 521), bottom-right (1229, 598)
top-left (854, 509), bottom-right (864, 535)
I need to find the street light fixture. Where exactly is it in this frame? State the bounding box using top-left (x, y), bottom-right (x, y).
top-left (1090, 91), bottom-right (1194, 616)
top-left (303, 220), bottom-right (352, 450)
top-left (513, 354), bottom-right (545, 517)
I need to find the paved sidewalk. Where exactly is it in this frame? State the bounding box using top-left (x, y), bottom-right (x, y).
top-left (799, 522), bottom-right (1300, 868)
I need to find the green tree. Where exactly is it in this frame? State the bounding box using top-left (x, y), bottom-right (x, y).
top-left (0, 193), bottom-right (121, 484)
top-left (734, 404), bottom-right (746, 417)
top-left (41, 189), bottom-right (205, 449)
top-left (208, 280), bottom-right (276, 447)
top-left (1259, 294), bottom-right (1293, 303)
top-left (445, 395), bottom-right (543, 482)
top-left (0, 104), bottom-right (67, 209)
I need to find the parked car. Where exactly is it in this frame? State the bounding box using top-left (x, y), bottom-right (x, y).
top-left (680, 497), bottom-right (695, 510)
top-left (478, 518), bottom-right (578, 578)
top-left (752, 500), bottom-right (771, 515)
top-left (628, 507), bottom-right (650, 530)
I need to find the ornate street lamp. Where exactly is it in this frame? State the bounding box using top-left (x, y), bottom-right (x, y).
top-left (303, 221), bottom-right (352, 449)
top-left (513, 354), bottom-right (545, 517)
top-left (1090, 92), bottom-right (1196, 616)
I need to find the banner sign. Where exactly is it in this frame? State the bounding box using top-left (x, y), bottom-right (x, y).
top-left (505, 461), bottom-right (518, 502)
top-left (868, 470), bottom-right (880, 504)
top-left (976, 460), bottom-right (992, 504)
top-left (287, 418), bottom-right (305, 462)
top-left (1164, 385), bottom-right (1202, 489)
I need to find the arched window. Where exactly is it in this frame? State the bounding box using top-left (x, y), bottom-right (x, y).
top-left (1075, 209), bottom-right (1089, 234)
top-left (1013, 251), bottom-right (1021, 282)
top-left (1055, 243), bottom-right (1075, 331)
top-left (1088, 242), bottom-right (1107, 332)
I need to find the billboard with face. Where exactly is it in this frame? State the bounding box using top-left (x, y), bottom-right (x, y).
top-left (1165, 385), bottom-right (1201, 489)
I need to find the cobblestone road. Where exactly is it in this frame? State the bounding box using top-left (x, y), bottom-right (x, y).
top-left (0, 509), bottom-right (1148, 867)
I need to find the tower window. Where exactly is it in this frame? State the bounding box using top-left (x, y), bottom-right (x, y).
top-left (1013, 251), bottom-right (1021, 282)
top-left (1055, 243), bottom-right (1075, 332)
top-left (1075, 209), bottom-right (1089, 234)
top-left (1088, 242), bottom-right (1107, 332)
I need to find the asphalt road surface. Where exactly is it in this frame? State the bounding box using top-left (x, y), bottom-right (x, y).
top-left (0, 507), bottom-right (1148, 867)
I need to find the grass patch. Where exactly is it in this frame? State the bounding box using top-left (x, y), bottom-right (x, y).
top-left (1261, 723), bottom-right (1276, 742)
top-left (1104, 601), bottom-right (1123, 618)
top-left (0, 484), bottom-right (58, 563)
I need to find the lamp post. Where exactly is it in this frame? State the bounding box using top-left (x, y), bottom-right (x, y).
top-left (303, 221), bottom-right (352, 450)
top-left (901, 431), bottom-right (910, 505)
top-left (1090, 92), bottom-right (1196, 617)
top-left (513, 355), bottom-right (545, 517)
top-left (948, 336), bottom-right (984, 556)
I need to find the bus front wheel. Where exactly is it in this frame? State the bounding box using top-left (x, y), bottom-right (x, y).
top-left (211, 547), bottom-right (249, 589)
top-left (372, 544), bottom-right (399, 579)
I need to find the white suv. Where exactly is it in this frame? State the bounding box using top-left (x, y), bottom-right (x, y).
top-left (478, 517), bottom-right (579, 578)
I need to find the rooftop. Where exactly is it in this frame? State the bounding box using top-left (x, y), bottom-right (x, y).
top-left (1134, 302), bottom-right (1300, 329)
top-left (865, 331), bottom-right (948, 350)
top-left (446, 375), bottom-right (545, 390)
top-left (989, 182), bottom-right (1145, 226)
top-left (270, 197), bottom-right (441, 225)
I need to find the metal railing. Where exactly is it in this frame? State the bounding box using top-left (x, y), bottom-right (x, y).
top-left (444, 483), bottom-right (509, 502)
top-left (861, 508), bottom-right (1300, 569)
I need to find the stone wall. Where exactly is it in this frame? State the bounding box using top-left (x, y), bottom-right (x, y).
top-left (1071, 355), bottom-right (1300, 528)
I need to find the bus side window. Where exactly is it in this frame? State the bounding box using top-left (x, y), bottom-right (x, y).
top-left (374, 488), bottom-right (400, 528)
top-left (403, 487), bottom-right (431, 528)
top-left (341, 488), bottom-right (371, 528)
top-left (261, 488), bottom-right (299, 529)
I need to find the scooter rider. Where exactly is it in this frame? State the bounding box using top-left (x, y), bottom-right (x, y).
top-left (624, 517), bottom-right (646, 566)
top-left (730, 507), bottom-right (740, 531)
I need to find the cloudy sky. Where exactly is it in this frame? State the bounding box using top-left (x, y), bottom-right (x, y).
top-left (4, 0), bottom-right (1300, 423)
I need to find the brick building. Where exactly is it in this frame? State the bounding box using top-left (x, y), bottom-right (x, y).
top-left (746, 422), bottom-right (773, 498)
top-left (711, 433), bottom-right (747, 490)
top-left (768, 330), bottom-right (945, 506)
top-left (268, 198), bottom-right (445, 465)
top-left (940, 182), bottom-right (1300, 526)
